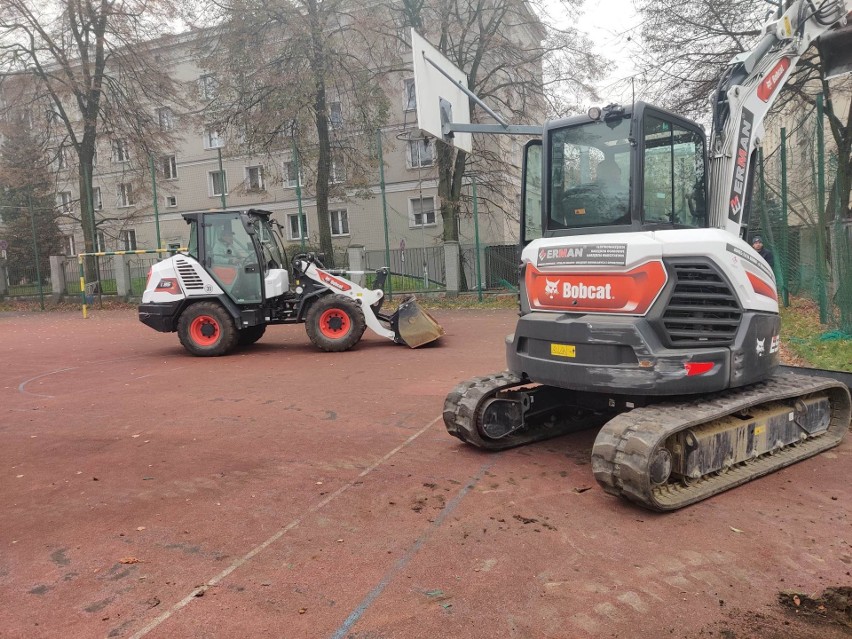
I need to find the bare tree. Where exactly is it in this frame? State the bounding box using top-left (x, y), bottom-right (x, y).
top-left (0, 0), bottom-right (184, 274)
top-left (367, 0), bottom-right (606, 246)
top-left (195, 0), bottom-right (390, 266)
top-left (634, 0), bottom-right (851, 220)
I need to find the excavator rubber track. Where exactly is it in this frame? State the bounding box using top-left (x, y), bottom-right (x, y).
top-left (443, 371), bottom-right (611, 450)
top-left (444, 371), bottom-right (851, 511)
top-left (592, 372), bottom-right (851, 511)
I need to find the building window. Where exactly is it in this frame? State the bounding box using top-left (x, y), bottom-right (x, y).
top-left (410, 196), bottom-right (436, 227)
top-left (329, 101), bottom-right (343, 129)
top-left (209, 170), bottom-right (227, 197)
top-left (329, 209), bottom-right (349, 236)
top-left (112, 139), bottom-right (130, 163)
top-left (64, 235), bottom-right (76, 256)
top-left (166, 195), bottom-right (177, 207)
top-left (96, 231), bottom-right (106, 252)
top-left (93, 187), bottom-right (103, 210)
top-left (284, 161), bottom-right (302, 188)
top-left (199, 74), bottom-right (218, 100)
top-left (330, 154), bottom-right (346, 184)
top-left (287, 213), bottom-right (307, 241)
top-left (57, 145), bottom-right (68, 170)
top-left (403, 78), bottom-right (416, 112)
top-left (204, 129), bottom-right (224, 149)
top-left (118, 182), bottom-right (133, 207)
top-left (246, 165), bottom-right (264, 191)
top-left (119, 229), bottom-right (137, 251)
top-left (162, 155), bottom-right (177, 179)
top-left (408, 138), bottom-right (433, 168)
top-left (158, 107), bottom-right (174, 131)
top-left (56, 191), bottom-right (72, 213)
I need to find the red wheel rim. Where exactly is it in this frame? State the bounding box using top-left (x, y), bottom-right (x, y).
top-left (189, 315), bottom-right (220, 346)
top-left (318, 308), bottom-right (351, 339)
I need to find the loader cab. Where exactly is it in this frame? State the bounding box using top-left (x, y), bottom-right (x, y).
top-left (185, 209), bottom-right (288, 305)
top-left (521, 102), bottom-right (709, 243)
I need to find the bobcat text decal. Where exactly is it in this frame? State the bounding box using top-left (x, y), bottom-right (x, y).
top-left (525, 261), bottom-right (666, 314)
top-left (316, 269), bottom-right (352, 292)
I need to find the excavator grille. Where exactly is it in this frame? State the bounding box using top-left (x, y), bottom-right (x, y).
top-left (660, 262), bottom-right (741, 347)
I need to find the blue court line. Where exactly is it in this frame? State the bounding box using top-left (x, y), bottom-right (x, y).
top-left (330, 460), bottom-right (494, 639)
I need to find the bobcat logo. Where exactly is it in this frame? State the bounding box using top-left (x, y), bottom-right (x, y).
top-left (756, 338), bottom-right (765, 356)
top-left (544, 278), bottom-right (560, 299)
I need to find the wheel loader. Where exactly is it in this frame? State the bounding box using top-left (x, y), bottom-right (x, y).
top-left (138, 209), bottom-right (443, 356)
top-left (409, 1), bottom-right (852, 510)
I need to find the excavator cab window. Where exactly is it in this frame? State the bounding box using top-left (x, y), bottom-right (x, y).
top-left (548, 116), bottom-right (632, 230)
top-left (641, 114), bottom-right (707, 227)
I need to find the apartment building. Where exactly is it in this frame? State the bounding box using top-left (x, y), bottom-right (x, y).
top-left (33, 11), bottom-right (544, 281)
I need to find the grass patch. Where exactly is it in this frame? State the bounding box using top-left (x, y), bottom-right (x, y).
top-left (780, 297), bottom-right (852, 371)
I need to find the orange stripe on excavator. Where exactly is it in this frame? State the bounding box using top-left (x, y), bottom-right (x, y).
top-left (525, 260), bottom-right (668, 315)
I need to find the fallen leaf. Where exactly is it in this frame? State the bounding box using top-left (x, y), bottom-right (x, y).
top-left (793, 595), bottom-right (801, 606)
top-left (136, 526), bottom-right (146, 531)
top-left (729, 527), bottom-right (743, 534)
top-left (119, 557), bottom-right (141, 564)
top-left (299, 607), bottom-right (307, 614)
top-left (573, 486), bottom-right (592, 494)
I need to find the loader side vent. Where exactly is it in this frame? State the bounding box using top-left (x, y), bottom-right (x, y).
top-left (661, 262), bottom-right (741, 347)
top-left (175, 258), bottom-right (204, 290)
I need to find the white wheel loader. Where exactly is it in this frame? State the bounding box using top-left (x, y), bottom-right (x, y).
top-left (138, 209), bottom-right (443, 356)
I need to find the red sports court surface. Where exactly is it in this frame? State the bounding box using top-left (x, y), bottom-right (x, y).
top-left (1, 308), bottom-right (850, 638)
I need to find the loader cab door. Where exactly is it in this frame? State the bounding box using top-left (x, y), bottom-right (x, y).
top-left (201, 212), bottom-right (263, 304)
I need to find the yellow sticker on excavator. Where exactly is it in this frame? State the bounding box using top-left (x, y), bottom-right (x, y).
top-left (551, 343), bottom-right (576, 358)
top-left (783, 16), bottom-right (792, 36)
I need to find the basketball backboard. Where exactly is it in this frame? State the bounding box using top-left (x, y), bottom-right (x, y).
top-left (411, 29), bottom-right (472, 153)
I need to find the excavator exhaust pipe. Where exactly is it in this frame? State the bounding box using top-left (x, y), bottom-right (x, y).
top-left (820, 22), bottom-right (852, 79)
top-left (390, 296), bottom-right (444, 348)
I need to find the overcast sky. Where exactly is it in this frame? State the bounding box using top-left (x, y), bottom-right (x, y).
top-left (575, 0), bottom-right (644, 104)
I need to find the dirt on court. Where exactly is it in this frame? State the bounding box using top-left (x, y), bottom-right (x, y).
top-left (1, 307), bottom-right (850, 639)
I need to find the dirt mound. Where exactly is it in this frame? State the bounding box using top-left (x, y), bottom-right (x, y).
top-left (778, 587), bottom-right (852, 628)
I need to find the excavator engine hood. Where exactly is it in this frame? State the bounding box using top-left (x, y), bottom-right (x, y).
top-left (391, 296), bottom-right (444, 348)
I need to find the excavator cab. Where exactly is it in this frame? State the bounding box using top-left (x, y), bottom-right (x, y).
top-left (521, 102), bottom-right (709, 243)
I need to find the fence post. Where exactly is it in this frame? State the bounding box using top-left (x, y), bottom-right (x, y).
top-left (376, 129), bottom-right (392, 300)
top-left (149, 155), bottom-right (162, 249)
top-left (817, 93), bottom-right (829, 324)
top-left (115, 254), bottom-right (131, 299)
top-left (444, 241), bottom-right (460, 296)
top-left (779, 128), bottom-right (790, 308)
top-left (0, 263), bottom-right (7, 297)
top-left (49, 256), bottom-right (65, 299)
top-left (472, 176), bottom-right (483, 301)
top-left (217, 147), bottom-right (227, 210)
top-left (347, 245), bottom-right (365, 287)
top-left (28, 195), bottom-right (45, 310)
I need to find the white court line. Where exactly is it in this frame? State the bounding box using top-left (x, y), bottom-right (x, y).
top-left (128, 415), bottom-right (442, 639)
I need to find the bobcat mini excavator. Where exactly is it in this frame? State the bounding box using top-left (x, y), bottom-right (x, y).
top-left (436, 1), bottom-right (852, 510)
top-left (138, 209), bottom-right (443, 356)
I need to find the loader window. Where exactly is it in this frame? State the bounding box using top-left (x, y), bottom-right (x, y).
top-left (642, 115), bottom-right (706, 227)
top-left (205, 214), bottom-right (262, 304)
top-left (549, 117), bottom-right (632, 230)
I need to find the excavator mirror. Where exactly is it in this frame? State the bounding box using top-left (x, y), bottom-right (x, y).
top-left (819, 23), bottom-right (852, 79)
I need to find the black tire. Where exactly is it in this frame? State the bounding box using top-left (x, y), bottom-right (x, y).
top-left (177, 301), bottom-right (238, 357)
top-left (305, 294), bottom-right (367, 352)
top-left (237, 324), bottom-right (267, 347)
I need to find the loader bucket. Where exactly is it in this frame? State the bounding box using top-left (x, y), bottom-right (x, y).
top-left (820, 22), bottom-right (852, 80)
top-left (392, 296), bottom-right (444, 348)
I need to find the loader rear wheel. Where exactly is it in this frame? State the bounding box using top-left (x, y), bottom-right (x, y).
top-left (306, 294), bottom-right (366, 352)
top-left (177, 301), bottom-right (238, 357)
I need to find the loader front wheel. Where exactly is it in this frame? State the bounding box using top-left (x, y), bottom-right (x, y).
top-left (177, 301), bottom-right (238, 357)
top-left (306, 295), bottom-right (366, 352)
